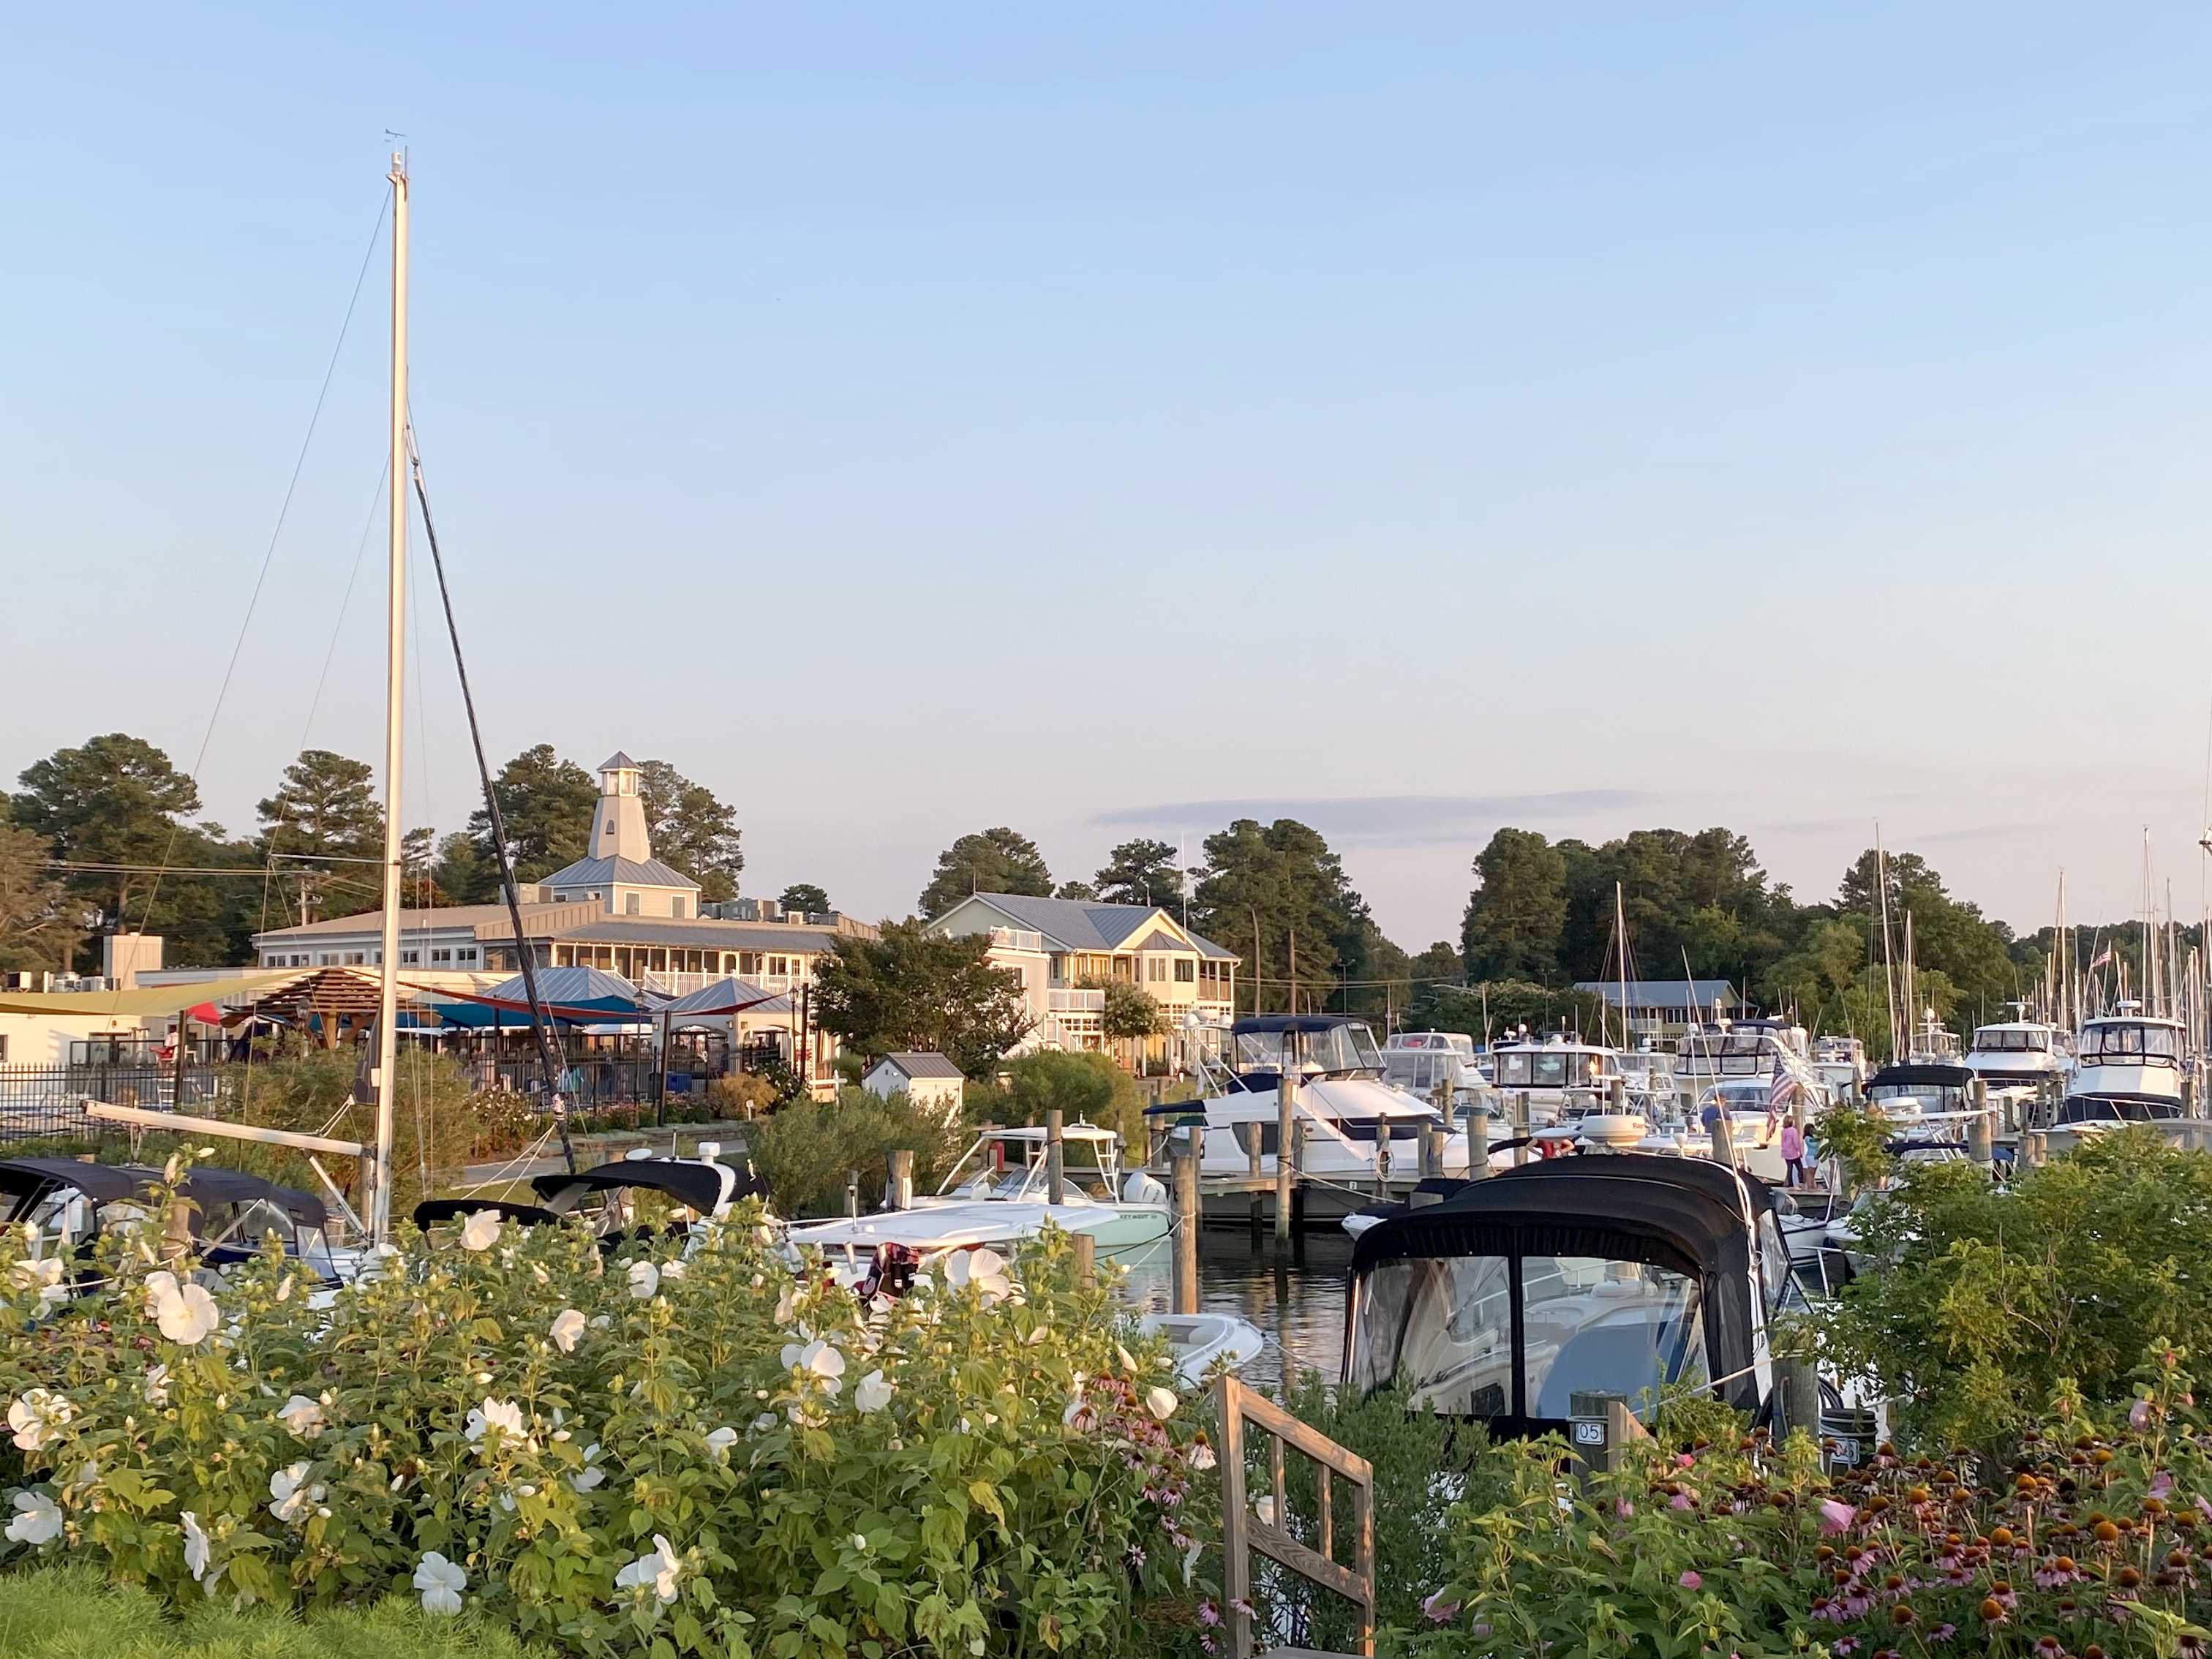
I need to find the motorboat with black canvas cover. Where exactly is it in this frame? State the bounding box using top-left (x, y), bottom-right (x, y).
top-left (0, 1158), bottom-right (342, 1286)
top-left (1342, 1154), bottom-right (1785, 1440)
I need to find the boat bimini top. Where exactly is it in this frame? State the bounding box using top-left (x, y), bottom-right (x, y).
top-left (1343, 1154), bottom-right (1783, 1440)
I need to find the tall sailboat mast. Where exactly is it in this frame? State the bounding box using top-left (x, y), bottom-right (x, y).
top-left (369, 150), bottom-right (410, 1242)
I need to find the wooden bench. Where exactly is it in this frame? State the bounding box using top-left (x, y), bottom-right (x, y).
top-left (1216, 1374), bottom-right (1374, 1659)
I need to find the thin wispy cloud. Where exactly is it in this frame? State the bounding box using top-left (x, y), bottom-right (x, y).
top-left (1093, 790), bottom-right (1658, 847)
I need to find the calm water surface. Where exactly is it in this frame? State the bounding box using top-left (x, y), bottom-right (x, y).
top-left (1116, 1227), bottom-right (1355, 1393)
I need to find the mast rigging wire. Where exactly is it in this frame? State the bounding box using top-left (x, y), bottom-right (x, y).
top-left (405, 428), bottom-right (576, 1176)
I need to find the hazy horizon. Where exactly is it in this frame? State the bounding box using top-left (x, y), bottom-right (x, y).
top-left (10, 3), bottom-right (2212, 948)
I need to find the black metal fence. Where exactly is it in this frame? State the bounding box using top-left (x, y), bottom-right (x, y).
top-left (0, 1063), bottom-right (225, 1146)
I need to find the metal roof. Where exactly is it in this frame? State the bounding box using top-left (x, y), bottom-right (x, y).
top-left (877, 1052), bottom-right (965, 1080)
top-left (541, 854), bottom-right (700, 892)
top-left (599, 751), bottom-right (640, 771)
top-left (253, 901), bottom-right (595, 944)
top-left (1572, 979), bottom-right (1737, 1012)
top-left (957, 892), bottom-right (1239, 960)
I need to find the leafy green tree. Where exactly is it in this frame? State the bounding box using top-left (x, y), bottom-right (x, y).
top-left (1053, 881), bottom-right (1098, 900)
top-left (808, 920), bottom-right (1034, 1076)
top-left (13, 732), bottom-right (204, 949)
top-left (466, 745), bottom-right (596, 886)
top-left (915, 827), bottom-right (1052, 918)
top-left (429, 830), bottom-right (495, 906)
top-left (1096, 979), bottom-right (1165, 1045)
top-left (999, 1049), bottom-right (1148, 1143)
top-left (1461, 828), bottom-right (1567, 981)
top-left (639, 759), bottom-right (744, 900)
top-left (0, 817), bottom-right (72, 973)
top-left (1190, 818), bottom-right (1371, 1013)
top-left (1428, 979), bottom-right (1610, 1042)
top-left (255, 748), bottom-right (383, 922)
top-left (1093, 838), bottom-right (1181, 908)
top-left (778, 882), bottom-right (830, 917)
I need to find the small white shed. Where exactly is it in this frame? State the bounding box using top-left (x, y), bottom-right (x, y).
top-left (863, 1051), bottom-right (966, 1118)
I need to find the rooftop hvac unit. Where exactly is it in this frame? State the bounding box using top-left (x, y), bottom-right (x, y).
top-left (0, 972), bottom-right (31, 991)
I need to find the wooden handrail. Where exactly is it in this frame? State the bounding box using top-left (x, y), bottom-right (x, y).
top-left (1216, 1374), bottom-right (1375, 1659)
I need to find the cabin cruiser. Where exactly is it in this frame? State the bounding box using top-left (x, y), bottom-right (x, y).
top-left (786, 1124), bottom-right (1170, 1264)
top-left (0, 1158), bottom-right (347, 1292)
top-left (1152, 1015), bottom-right (1464, 1223)
top-left (1675, 1017), bottom-right (1815, 1102)
top-left (1963, 1007), bottom-right (2069, 1091)
top-left (1342, 1155), bottom-right (1790, 1437)
top-left (415, 1152), bottom-right (759, 1239)
top-left (1904, 1008), bottom-right (1965, 1064)
top-left (2059, 1009), bottom-right (2187, 1125)
top-left (1617, 1045), bottom-right (1681, 1113)
top-left (1811, 1035), bottom-right (1868, 1104)
top-left (1690, 1076), bottom-right (1826, 1184)
top-left (1381, 1031), bottom-right (1486, 1106)
top-left (1486, 1036), bottom-right (1632, 1125)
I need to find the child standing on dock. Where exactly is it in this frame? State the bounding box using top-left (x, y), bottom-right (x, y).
top-left (1780, 1118), bottom-right (1807, 1187)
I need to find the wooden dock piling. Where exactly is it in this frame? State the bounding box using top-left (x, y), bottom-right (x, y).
top-left (1170, 1135), bottom-right (1200, 1314)
top-left (1274, 1069), bottom-right (1296, 1254)
top-left (1045, 1107), bottom-right (1066, 1205)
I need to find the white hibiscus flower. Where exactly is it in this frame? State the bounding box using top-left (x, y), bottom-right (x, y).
top-left (944, 1246), bottom-right (1011, 1302)
top-left (4, 1489), bottom-right (61, 1546)
top-left (414, 1550), bottom-right (467, 1614)
top-left (268, 1461), bottom-right (316, 1526)
top-left (8, 1256), bottom-right (66, 1306)
top-left (458, 1210), bottom-right (503, 1252)
top-left (1189, 1440), bottom-right (1217, 1471)
top-left (569, 1443), bottom-right (606, 1494)
top-left (143, 1271), bottom-right (219, 1346)
top-left (704, 1426), bottom-right (737, 1457)
top-left (615, 1534), bottom-right (682, 1604)
top-left (180, 1511), bottom-right (211, 1581)
top-left (7, 1389), bottom-right (72, 1452)
top-left (140, 1364), bottom-right (170, 1407)
top-left (463, 1397), bottom-right (527, 1445)
top-left (1145, 1385), bottom-right (1179, 1421)
top-left (276, 1394), bottom-right (325, 1439)
top-left (854, 1369), bottom-right (893, 1413)
top-left (795, 1338), bottom-right (846, 1396)
top-left (549, 1309), bottom-right (587, 1354)
top-left (626, 1260), bottom-right (661, 1300)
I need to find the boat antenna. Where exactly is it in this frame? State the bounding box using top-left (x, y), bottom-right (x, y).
top-left (406, 430), bottom-right (576, 1181)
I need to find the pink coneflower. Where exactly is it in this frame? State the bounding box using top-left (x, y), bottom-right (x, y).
top-left (1671, 1489), bottom-right (1697, 1511)
top-left (1678, 1571), bottom-right (1703, 1590)
top-left (1928, 1623), bottom-right (1957, 1644)
top-left (1821, 1500), bottom-right (1856, 1535)
top-left (1423, 1590), bottom-right (1460, 1623)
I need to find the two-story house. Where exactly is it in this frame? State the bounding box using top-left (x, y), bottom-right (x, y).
top-left (928, 892), bottom-right (1238, 1072)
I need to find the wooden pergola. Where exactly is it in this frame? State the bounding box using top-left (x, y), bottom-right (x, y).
top-left (222, 968), bottom-right (430, 1049)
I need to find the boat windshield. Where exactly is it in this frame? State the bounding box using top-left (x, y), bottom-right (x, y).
top-left (1491, 1048), bottom-right (1612, 1090)
top-left (2077, 1023), bottom-right (2182, 1066)
top-left (1385, 1050), bottom-right (1467, 1095)
top-left (1350, 1254), bottom-right (1708, 1419)
top-left (1237, 1023), bottom-right (1384, 1075)
top-left (1971, 1029), bottom-right (2050, 1053)
top-left (1868, 1082), bottom-right (1968, 1113)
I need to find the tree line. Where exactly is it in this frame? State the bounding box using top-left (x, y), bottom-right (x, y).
top-left (0, 734), bottom-right (837, 974)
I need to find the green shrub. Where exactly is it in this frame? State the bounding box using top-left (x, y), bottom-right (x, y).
top-left (1812, 1130), bottom-right (2212, 1454)
top-left (997, 1050), bottom-right (1149, 1146)
top-left (706, 1073), bottom-right (775, 1119)
top-left (0, 1562), bottom-right (546, 1657)
top-left (0, 1168), bottom-right (1217, 1658)
top-left (745, 1086), bottom-right (971, 1217)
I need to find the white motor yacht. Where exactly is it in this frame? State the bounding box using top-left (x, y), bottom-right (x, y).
top-left (1155, 1015), bottom-right (1462, 1222)
top-left (1381, 1031), bottom-right (1486, 1108)
top-left (786, 1124), bottom-right (1170, 1266)
top-left (1486, 1035), bottom-right (1630, 1126)
top-left (1811, 1035), bottom-right (1868, 1104)
top-left (1676, 1017), bottom-right (1816, 1104)
top-left (2060, 1007), bottom-right (2187, 1126)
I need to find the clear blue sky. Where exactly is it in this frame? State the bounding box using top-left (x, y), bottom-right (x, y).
top-left (9, 2), bottom-right (2212, 946)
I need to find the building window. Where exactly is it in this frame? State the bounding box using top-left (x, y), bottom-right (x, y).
top-left (0, 1037), bottom-right (7, 1062)
top-left (431, 948), bottom-right (452, 964)
top-left (401, 949), bottom-right (420, 966)
top-left (672, 897), bottom-right (687, 919)
top-left (768, 955), bottom-right (789, 977)
top-left (1175, 959), bottom-right (1195, 983)
top-left (625, 893), bottom-right (641, 916)
top-left (457, 947), bottom-right (478, 965)
top-left (740, 952), bottom-right (763, 976)
top-left (292, 954), bottom-right (309, 967)
top-left (1147, 957), bottom-right (1166, 983)
top-left (344, 952), bottom-right (366, 966)
top-left (319, 954), bottom-right (337, 966)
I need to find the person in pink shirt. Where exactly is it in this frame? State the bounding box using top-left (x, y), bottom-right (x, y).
top-left (1779, 1118), bottom-right (1807, 1187)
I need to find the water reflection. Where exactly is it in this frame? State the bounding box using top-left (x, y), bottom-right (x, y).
top-left (1116, 1229), bottom-right (1354, 1394)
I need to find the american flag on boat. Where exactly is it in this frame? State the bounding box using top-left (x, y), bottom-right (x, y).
top-left (2089, 944), bottom-right (2114, 971)
top-left (1767, 1072), bottom-right (1800, 1112)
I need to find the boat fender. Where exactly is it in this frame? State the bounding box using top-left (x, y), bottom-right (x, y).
top-left (1122, 1170), bottom-right (1167, 1205)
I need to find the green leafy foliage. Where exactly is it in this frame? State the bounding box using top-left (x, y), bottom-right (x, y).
top-left (463, 746), bottom-right (598, 892)
top-left (749, 1086), bottom-right (968, 1216)
top-left (0, 1173), bottom-right (1219, 1658)
top-left (808, 922), bottom-right (1033, 1077)
top-left (1806, 1101), bottom-right (1891, 1195)
top-left (636, 761), bottom-right (743, 902)
top-left (1812, 1132), bottom-right (2212, 1455)
top-left (1189, 818), bottom-right (1373, 1015)
top-left (996, 1050), bottom-right (1148, 1145)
